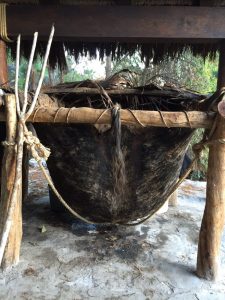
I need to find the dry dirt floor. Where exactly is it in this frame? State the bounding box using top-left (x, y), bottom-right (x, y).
top-left (0, 165), bottom-right (225, 300)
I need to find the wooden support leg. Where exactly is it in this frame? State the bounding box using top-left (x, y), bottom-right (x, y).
top-left (197, 42), bottom-right (225, 281)
top-left (22, 146), bottom-right (29, 202)
top-left (0, 95), bottom-right (22, 268)
top-left (0, 39), bottom-right (9, 196)
top-left (0, 40), bottom-right (8, 87)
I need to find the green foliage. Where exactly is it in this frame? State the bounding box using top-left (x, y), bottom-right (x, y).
top-left (7, 53), bottom-right (96, 89)
top-left (62, 55), bottom-right (95, 83)
top-left (112, 50), bottom-right (219, 94)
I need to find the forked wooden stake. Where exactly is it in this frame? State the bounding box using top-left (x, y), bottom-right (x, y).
top-left (0, 26), bottom-right (54, 268)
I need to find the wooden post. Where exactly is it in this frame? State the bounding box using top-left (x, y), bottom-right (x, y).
top-left (22, 146), bottom-right (29, 202)
top-left (168, 189), bottom-right (178, 207)
top-left (0, 39), bottom-right (29, 203)
top-left (0, 39), bottom-right (9, 197)
top-left (0, 95), bottom-right (22, 268)
top-left (197, 41), bottom-right (225, 280)
top-left (0, 40), bottom-right (8, 87)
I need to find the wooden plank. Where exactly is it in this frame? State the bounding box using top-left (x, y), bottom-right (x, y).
top-left (197, 41), bottom-right (225, 281)
top-left (6, 5), bottom-right (225, 41)
top-left (0, 107), bottom-right (215, 128)
top-left (0, 95), bottom-right (22, 268)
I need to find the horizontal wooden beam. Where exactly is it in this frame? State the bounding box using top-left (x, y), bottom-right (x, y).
top-left (6, 5), bottom-right (225, 41)
top-left (42, 87), bottom-right (201, 100)
top-left (0, 107), bottom-right (215, 128)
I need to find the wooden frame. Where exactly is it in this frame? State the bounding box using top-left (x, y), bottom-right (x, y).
top-left (0, 4), bottom-right (225, 282)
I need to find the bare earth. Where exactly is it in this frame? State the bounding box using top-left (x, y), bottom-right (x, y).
top-left (0, 167), bottom-right (225, 300)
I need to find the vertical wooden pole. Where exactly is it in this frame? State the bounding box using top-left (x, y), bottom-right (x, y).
top-left (168, 189), bottom-right (178, 207)
top-left (0, 39), bottom-right (29, 203)
top-left (0, 39), bottom-right (9, 197)
top-left (0, 95), bottom-right (22, 268)
top-left (197, 41), bottom-right (225, 280)
top-left (0, 40), bottom-right (8, 87)
top-left (22, 146), bottom-right (29, 202)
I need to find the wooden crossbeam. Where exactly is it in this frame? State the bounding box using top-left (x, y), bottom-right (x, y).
top-left (6, 5), bottom-right (225, 41)
top-left (0, 107), bottom-right (215, 128)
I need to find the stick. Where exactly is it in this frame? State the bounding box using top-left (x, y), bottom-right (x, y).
top-left (25, 26), bottom-right (55, 120)
top-left (22, 32), bottom-right (38, 115)
top-left (15, 35), bottom-right (21, 115)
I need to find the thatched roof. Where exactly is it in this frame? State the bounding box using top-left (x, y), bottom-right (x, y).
top-left (2, 0), bottom-right (224, 68)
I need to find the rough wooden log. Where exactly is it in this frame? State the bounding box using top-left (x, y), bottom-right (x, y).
top-left (0, 94), bottom-right (22, 268)
top-left (0, 40), bottom-right (8, 87)
top-left (42, 86), bottom-right (202, 100)
top-left (197, 42), bottom-right (225, 281)
top-left (0, 107), bottom-right (215, 128)
top-left (0, 39), bottom-right (9, 202)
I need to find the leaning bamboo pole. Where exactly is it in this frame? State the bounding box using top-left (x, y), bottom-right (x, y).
top-left (0, 106), bottom-right (216, 128)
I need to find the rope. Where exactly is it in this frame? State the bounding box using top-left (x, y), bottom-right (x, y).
top-left (127, 109), bottom-right (146, 127)
top-left (1, 140), bottom-right (16, 147)
top-left (158, 110), bottom-right (169, 128)
top-left (32, 107), bottom-right (42, 123)
top-left (0, 4), bottom-right (13, 42)
top-left (183, 111), bottom-right (192, 128)
top-left (53, 107), bottom-right (64, 123)
top-left (66, 107), bottom-right (75, 124)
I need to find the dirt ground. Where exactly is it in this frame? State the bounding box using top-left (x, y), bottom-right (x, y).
top-left (0, 166), bottom-right (225, 300)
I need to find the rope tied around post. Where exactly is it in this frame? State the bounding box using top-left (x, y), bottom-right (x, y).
top-left (23, 126), bottom-right (51, 162)
top-left (1, 141), bottom-right (16, 147)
